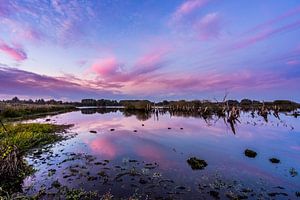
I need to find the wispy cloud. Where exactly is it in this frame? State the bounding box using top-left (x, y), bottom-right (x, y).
top-left (286, 60), bottom-right (299, 66)
top-left (0, 39), bottom-right (27, 61)
top-left (229, 20), bottom-right (300, 50)
top-left (194, 12), bottom-right (221, 40)
top-left (0, 1), bottom-right (95, 46)
top-left (171, 0), bottom-right (210, 23)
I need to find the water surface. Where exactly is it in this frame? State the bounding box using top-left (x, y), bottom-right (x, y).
top-left (23, 109), bottom-right (300, 199)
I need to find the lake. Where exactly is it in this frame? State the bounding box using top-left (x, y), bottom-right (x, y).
top-left (23, 108), bottom-right (300, 199)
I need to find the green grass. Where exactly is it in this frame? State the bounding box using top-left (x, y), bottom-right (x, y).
top-left (0, 103), bottom-right (76, 120)
top-left (0, 123), bottom-right (71, 194)
top-left (0, 123), bottom-right (68, 153)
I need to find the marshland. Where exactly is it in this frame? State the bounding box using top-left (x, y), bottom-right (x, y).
top-left (0, 98), bottom-right (299, 199)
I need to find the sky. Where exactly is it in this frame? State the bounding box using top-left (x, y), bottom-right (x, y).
top-left (0, 0), bottom-right (300, 102)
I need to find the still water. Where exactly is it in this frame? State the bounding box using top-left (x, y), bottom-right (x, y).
top-left (23, 108), bottom-right (300, 199)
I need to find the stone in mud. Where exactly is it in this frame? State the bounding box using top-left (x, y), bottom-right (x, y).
top-left (98, 171), bottom-right (108, 177)
top-left (180, 127), bottom-right (183, 130)
top-left (268, 192), bottom-right (288, 197)
top-left (51, 180), bottom-right (61, 188)
top-left (89, 130), bottom-right (97, 133)
top-left (168, 127), bottom-right (171, 129)
top-left (133, 130), bottom-right (137, 132)
top-left (187, 157), bottom-right (208, 170)
top-left (139, 178), bottom-right (148, 184)
top-left (110, 129), bottom-right (115, 131)
top-left (269, 158), bottom-right (280, 164)
top-left (142, 124), bottom-right (145, 126)
top-left (209, 191), bottom-right (220, 199)
top-left (87, 176), bottom-right (97, 181)
top-left (289, 168), bottom-right (298, 177)
top-left (244, 149), bottom-right (257, 158)
top-left (48, 169), bottom-right (56, 177)
top-left (176, 186), bottom-right (186, 190)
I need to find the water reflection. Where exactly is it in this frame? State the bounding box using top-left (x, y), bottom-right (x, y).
top-left (23, 108), bottom-right (300, 199)
top-left (79, 107), bottom-right (298, 135)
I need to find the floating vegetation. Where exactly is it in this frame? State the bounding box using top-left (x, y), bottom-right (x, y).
top-left (187, 157), bottom-right (208, 170)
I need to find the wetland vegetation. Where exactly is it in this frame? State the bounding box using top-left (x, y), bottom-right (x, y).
top-left (0, 97), bottom-right (299, 199)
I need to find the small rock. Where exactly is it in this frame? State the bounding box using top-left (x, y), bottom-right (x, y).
top-left (269, 158), bottom-right (280, 164)
top-left (139, 178), bottom-right (148, 184)
top-left (90, 130), bottom-right (97, 133)
top-left (45, 118), bottom-right (51, 121)
top-left (51, 180), bottom-right (61, 188)
top-left (289, 168), bottom-right (298, 177)
top-left (110, 128), bottom-right (115, 131)
top-left (244, 149), bottom-right (257, 158)
top-left (87, 176), bottom-right (97, 181)
top-left (268, 192), bottom-right (288, 197)
top-left (168, 127), bottom-right (171, 129)
top-left (142, 124), bottom-right (145, 126)
top-left (209, 191), bottom-right (220, 199)
top-left (187, 157), bottom-right (208, 170)
top-left (133, 130), bottom-right (137, 132)
top-left (180, 128), bottom-right (183, 130)
top-left (176, 186), bottom-right (186, 190)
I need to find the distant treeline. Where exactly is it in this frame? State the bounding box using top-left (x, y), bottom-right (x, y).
top-left (1, 97), bottom-right (299, 111)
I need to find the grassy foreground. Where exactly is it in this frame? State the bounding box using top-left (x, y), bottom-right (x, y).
top-left (0, 123), bottom-right (71, 194)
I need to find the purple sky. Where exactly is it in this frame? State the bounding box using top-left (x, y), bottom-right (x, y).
top-left (0, 0), bottom-right (300, 101)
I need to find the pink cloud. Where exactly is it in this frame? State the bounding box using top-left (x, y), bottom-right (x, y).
top-left (228, 20), bottom-right (300, 51)
top-left (286, 60), bottom-right (299, 65)
top-left (246, 6), bottom-right (300, 34)
top-left (133, 48), bottom-right (169, 75)
top-left (0, 40), bottom-right (27, 61)
top-left (173, 0), bottom-right (210, 21)
top-left (89, 46), bottom-right (170, 84)
top-left (90, 57), bottom-right (121, 77)
top-left (89, 138), bottom-right (118, 159)
top-left (194, 12), bottom-right (221, 40)
top-left (0, 67), bottom-right (120, 100)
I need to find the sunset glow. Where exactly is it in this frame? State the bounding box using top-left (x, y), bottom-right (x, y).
top-left (1, 0), bottom-right (300, 101)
